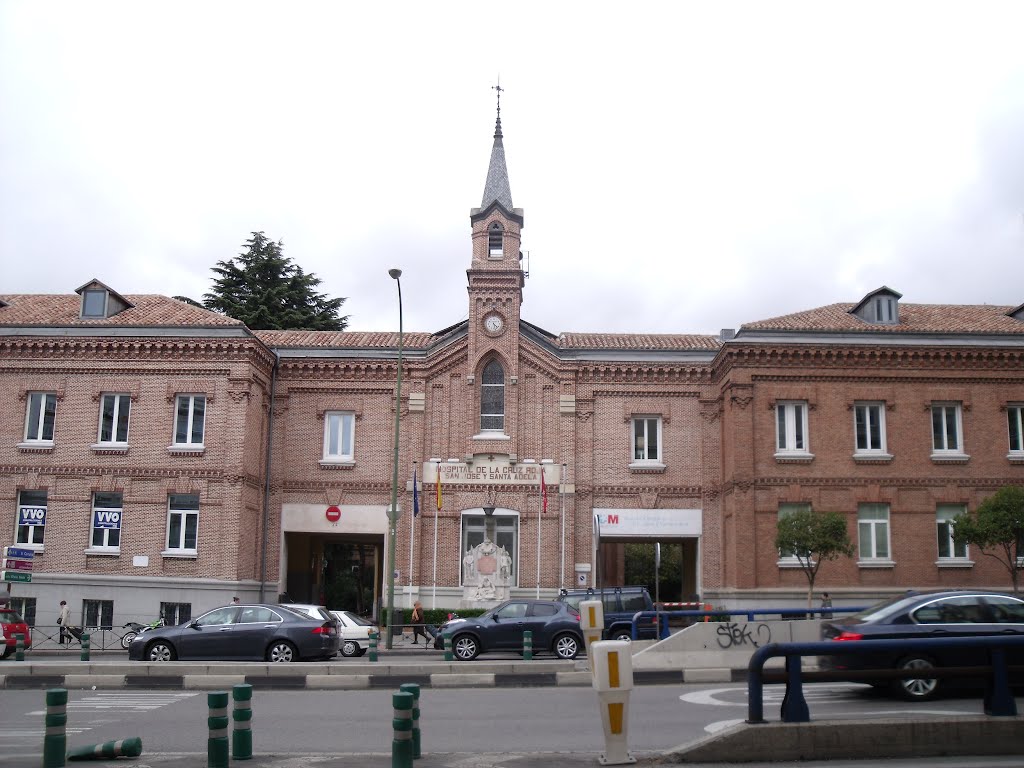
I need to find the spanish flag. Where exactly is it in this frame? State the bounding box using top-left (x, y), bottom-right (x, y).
top-left (436, 464), bottom-right (443, 510)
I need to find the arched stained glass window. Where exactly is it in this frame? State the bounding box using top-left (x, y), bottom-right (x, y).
top-left (480, 360), bottom-right (505, 432)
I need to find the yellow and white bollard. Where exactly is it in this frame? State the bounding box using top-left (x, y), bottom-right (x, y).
top-left (590, 640), bottom-right (635, 765)
top-left (579, 599), bottom-right (604, 674)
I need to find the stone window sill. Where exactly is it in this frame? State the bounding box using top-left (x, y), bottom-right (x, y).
top-left (91, 443), bottom-right (129, 455)
top-left (1008, 453), bottom-right (1024, 465)
top-left (167, 444), bottom-right (205, 457)
top-left (777, 559), bottom-right (815, 569)
top-left (319, 460), bottom-right (355, 470)
top-left (472, 432), bottom-right (511, 441)
top-left (774, 451), bottom-right (814, 464)
top-left (628, 462), bottom-right (666, 473)
top-left (935, 559), bottom-right (973, 568)
top-left (161, 550), bottom-right (198, 559)
top-left (17, 441), bottom-right (54, 454)
top-left (857, 559), bottom-right (895, 569)
top-left (853, 452), bottom-right (893, 464)
top-left (84, 547), bottom-right (120, 557)
top-left (930, 452), bottom-right (969, 464)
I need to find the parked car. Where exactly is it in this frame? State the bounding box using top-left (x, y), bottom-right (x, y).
top-left (330, 610), bottom-right (379, 657)
top-left (1, 606), bottom-right (32, 657)
top-left (279, 603), bottom-right (337, 624)
top-left (819, 590), bottom-right (1024, 700)
top-left (128, 603), bottom-right (339, 662)
top-left (557, 586), bottom-right (658, 641)
top-left (433, 599), bottom-right (583, 660)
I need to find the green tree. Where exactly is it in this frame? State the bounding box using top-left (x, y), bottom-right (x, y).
top-left (953, 485), bottom-right (1024, 594)
top-left (774, 509), bottom-right (854, 609)
top-left (201, 232), bottom-right (348, 330)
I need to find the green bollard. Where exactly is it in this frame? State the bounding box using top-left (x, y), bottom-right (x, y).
top-left (232, 683), bottom-right (253, 760)
top-left (399, 683), bottom-right (421, 759)
top-left (207, 691), bottom-right (229, 768)
top-left (392, 690), bottom-right (414, 768)
top-left (15, 632), bottom-right (25, 661)
top-left (369, 631), bottom-right (379, 663)
top-left (523, 630), bottom-right (533, 661)
top-left (80, 632), bottom-right (90, 662)
top-left (443, 635), bottom-right (453, 662)
top-left (67, 737), bottom-right (143, 760)
top-left (43, 688), bottom-right (68, 768)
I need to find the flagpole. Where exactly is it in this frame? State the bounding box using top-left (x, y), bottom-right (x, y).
top-left (431, 458), bottom-right (440, 609)
top-left (408, 462), bottom-right (417, 608)
top-left (536, 463), bottom-right (543, 599)
top-left (559, 462), bottom-right (566, 592)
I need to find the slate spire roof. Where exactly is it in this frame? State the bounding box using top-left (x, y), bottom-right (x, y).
top-left (480, 90), bottom-right (513, 211)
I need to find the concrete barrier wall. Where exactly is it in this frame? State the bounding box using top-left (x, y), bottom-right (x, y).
top-left (632, 619), bottom-right (822, 671)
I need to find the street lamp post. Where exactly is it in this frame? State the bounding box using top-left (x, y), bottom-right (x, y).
top-left (386, 268), bottom-right (404, 650)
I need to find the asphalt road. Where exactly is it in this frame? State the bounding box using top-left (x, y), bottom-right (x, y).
top-left (2, 682), bottom-right (1020, 767)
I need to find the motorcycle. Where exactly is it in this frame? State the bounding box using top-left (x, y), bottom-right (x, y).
top-left (120, 616), bottom-right (165, 649)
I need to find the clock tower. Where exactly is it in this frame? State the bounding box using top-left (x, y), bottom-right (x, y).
top-left (466, 85), bottom-right (525, 451)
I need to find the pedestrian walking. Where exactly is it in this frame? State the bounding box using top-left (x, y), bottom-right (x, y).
top-left (410, 601), bottom-right (435, 645)
top-left (57, 600), bottom-right (71, 644)
top-left (820, 592), bottom-right (833, 619)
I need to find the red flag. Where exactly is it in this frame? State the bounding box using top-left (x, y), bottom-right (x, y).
top-left (541, 468), bottom-right (548, 513)
top-left (436, 464), bottom-right (442, 510)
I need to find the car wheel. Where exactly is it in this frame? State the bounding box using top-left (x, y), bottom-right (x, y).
top-left (120, 631), bottom-right (137, 650)
top-left (340, 640), bottom-right (360, 657)
top-left (267, 640), bottom-right (298, 663)
top-left (453, 634), bottom-right (479, 661)
top-left (611, 631), bottom-right (632, 642)
top-left (1, 645), bottom-right (11, 659)
top-left (553, 633), bottom-right (580, 660)
top-left (894, 656), bottom-right (939, 701)
top-left (146, 641), bottom-right (176, 662)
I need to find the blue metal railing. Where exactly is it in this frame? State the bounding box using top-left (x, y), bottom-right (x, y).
top-left (628, 607), bottom-right (866, 640)
top-left (746, 635), bottom-right (1024, 723)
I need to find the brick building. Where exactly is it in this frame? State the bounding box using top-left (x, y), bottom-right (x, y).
top-left (3, 109), bottom-right (1023, 630)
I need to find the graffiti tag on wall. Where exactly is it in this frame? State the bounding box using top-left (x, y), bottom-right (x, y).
top-left (715, 622), bottom-right (771, 649)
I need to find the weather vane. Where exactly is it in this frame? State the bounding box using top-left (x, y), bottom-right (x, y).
top-left (492, 78), bottom-right (503, 121)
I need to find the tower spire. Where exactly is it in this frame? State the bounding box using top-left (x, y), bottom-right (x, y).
top-left (481, 79), bottom-right (513, 210)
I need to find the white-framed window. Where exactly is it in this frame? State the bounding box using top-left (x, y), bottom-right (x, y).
top-left (323, 411), bottom-right (355, 462)
top-left (83, 600), bottom-right (114, 630)
top-left (854, 402), bottom-right (887, 454)
top-left (461, 512), bottom-right (518, 585)
top-left (165, 493), bottom-right (199, 555)
top-left (936, 503), bottom-right (968, 561)
top-left (777, 502), bottom-right (811, 563)
top-left (98, 394), bottom-right (131, 444)
top-left (775, 401), bottom-right (809, 454)
top-left (857, 503), bottom-right (891, 563)
top-left (173, 394), bottom-right (206, 446)
top-left (90, 492), bottom-right (122, 551)
top-left (1008, 405), bottom-right (1024, 455)
top-left (632, 416), bottom-right (662, 463)
top-left (480, 360), bottom-right (505, 432)
top-left (16, 489), bottom-right (47, 547)
top-left (931, 402), bottom-right (963, 454)
top-left (24, 392), bottom-right (57, 442)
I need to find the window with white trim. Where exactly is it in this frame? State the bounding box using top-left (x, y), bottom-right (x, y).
top-left (480, 360), bottom-right (505, 432)
top-left (173, 394), bottom-right (206, 446)
top-left (160, 602), bottom-right (192, 625)
top-left (775, 401), bottom-right (809, 454)
top-left (98, 394), bottom-right (131, 444)
top-left (24, 392), bottom-right (57, 442)
top-left (931, 402), bottom-right (963, 454)
top-left (16, 489), bottom-right (47, 547)
top-left (936, 503), bottom-right (968, 561)
top-left (858, 503), bottom-right (891, 562)
top-left (83, 599), bottom-right (114, 630)
top-left (165, 494), bottom-right (199, 555)
top-left (854, 402), bottom-right (887, 454)
top-left (90, 492), bottom-right (122, 551)
top-left (632, 416), bottom-right (662, 463)
top-left (1008, 405), bottom-right (1024, 454)
top-left (778, 502), bottom-right (811, 562)
top-left (323, 411), bottom-right (355, 462)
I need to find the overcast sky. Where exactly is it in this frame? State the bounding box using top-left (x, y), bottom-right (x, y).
top-left (2, 1), bottom-right (1023, 337)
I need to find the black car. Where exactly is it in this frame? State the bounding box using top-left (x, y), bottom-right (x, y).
top-left (819, 590), bottom-right (1024, 700)
top-left (433, 599), bottom-right (583, 660)
top-left (128, 603), bottom-right (339, 662)
top-left (557, 586), bottom-right (658, 641)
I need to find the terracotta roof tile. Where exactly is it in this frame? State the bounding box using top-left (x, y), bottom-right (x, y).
top-left (254, 330), bottom-right (439, 349)
top-left (0, 294), bottom-right (244, 328)
top-left (557, 332), bottom-right (722, 350)
top-left (741, 303), bottom-right (1024, 335)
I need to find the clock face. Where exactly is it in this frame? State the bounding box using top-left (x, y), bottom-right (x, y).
top-left (484, 314), bottom-right (504, 334)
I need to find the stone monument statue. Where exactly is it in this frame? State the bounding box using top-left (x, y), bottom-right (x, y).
top-left (461, 538), bottom-right (512, 608)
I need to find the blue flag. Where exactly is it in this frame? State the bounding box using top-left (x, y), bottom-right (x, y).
top-left (413, 468), bottom-right (419, 517)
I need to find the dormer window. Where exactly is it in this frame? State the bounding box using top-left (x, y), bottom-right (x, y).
top-left (849, 286), bottom-right (901, 326)
top-left (488, 223), bottom-right (503, 258)
top-left (82, 289), bottom-right (107, 318)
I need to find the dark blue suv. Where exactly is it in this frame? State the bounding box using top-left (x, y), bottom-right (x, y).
top-left (557, 586), bottom-right (657, 641)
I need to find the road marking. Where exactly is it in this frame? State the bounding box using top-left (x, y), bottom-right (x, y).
top-left (25, 691), bottom-right (198, 715)
top-left (681, 684), bottom-right (872, 707)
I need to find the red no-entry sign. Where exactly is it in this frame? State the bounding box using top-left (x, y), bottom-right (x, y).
top-left (325, 505), bottom-right (341, 523)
